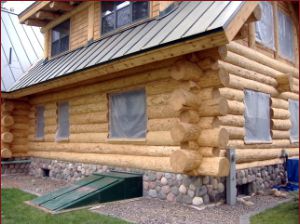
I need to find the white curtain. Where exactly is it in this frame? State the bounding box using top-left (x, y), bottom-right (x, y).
top-left (244, 90), bottom-right (272, 143)
top-left (289, 99), bottom-right (299, 143)
top-left (278, 11), bottom-right (294, 60)
top-left (56, 102), bottom-right (69, 140)
top-left (36, 105), bottom-right (45, 139)
top-left (109, 89), bottom-right (146, 138)
top-left (255, 2), bottom-right (275, 50)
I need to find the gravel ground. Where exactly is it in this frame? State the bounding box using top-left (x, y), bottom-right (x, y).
top-left (2, 174), bottom-right (292, 224)
top-left (91, 195), bottom-right (291, 224)
top-left (2, 174), bottom-right (69, 195)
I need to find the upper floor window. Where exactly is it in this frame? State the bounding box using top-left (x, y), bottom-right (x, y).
top-left (101, 1), bottom-right (149, 34)
top-left (278, 11), bottom-right (294, 61)
top-left (51, 20), bottom-right (70, 57)
top-left (255, 2), bottom-right (275, 49)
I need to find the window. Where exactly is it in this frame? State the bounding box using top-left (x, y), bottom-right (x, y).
top-left (101, 1), bottom-right (149, 34)
top-left (56, 102), bottom-right (69, 140)
top-left (278, 11), bottom-right (294, 60)
top-left (109, 89), bottom-right (146, 138)
top-left (244, 90), bottom-right (271, 143)
top-left (255, 2), bottom-right (275, 49)
top-left (289, 100), bottom-right (299, 143)
top-left (36, 106), bottom-right (45, 139)
top-left (51, 20), bottom-right (70, 57)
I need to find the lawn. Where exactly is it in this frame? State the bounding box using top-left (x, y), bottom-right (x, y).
top-left (2, 188), bottom-right (130, 224)
top-left (251, 200), bottom-right (299, 224)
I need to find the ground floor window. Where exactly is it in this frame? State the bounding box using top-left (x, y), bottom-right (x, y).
top-left (289, 99), bottom-right (299, 143)
top-left (244, 90), bottom-right (271, 143)
top-left (109, 89), bottom-right (146, 138)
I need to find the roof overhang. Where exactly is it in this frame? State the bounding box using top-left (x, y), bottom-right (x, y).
top-left (19, 1), bottom-right (81, 27)
top-left (4, 1), bottom-right (260, 99)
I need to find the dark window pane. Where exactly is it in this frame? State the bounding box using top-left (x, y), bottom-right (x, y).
top-left (133, 1), bottom-right (148, 21)
top-left (102, 13), bottom-right (115, 34)
top-left (51, 20), bottom-right (70, 56)
top-left (102, 1), bottom-right (115, 16)
top-left (116, 5), bottom-right (131, 27)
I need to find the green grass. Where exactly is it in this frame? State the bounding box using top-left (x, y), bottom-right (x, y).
top-left (251, 200), bottom-right (299, 224)
top-left (2, 188), bottom-right (130, 224)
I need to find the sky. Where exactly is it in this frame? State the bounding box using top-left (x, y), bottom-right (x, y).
top-left (3, 1), bottom-right (34, 14)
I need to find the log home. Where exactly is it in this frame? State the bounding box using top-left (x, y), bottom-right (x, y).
top-left (1, 1), bottom-right (299, 205)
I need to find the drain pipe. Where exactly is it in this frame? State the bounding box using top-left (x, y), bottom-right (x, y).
top-left (226, 148), bottom-right (237, 205)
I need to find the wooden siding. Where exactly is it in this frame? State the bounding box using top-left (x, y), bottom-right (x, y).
top-left (70, 7), bottom-right (88, 50)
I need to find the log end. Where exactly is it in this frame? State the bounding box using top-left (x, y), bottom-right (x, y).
top-left (219, 128), bottom-right (230, 147)
top-left (1, 148), bottom-right (12, 158)
top-left (170, 150), bottom-right (202, 173)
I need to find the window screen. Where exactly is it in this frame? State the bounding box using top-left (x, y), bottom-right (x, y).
top-left (278, 11), bottom-right (294, 60)
top-left (255, 2), bottom-right (275, 49)
top-left (289, 99), bottom-right (299, 143)
top-left (51, 20), bottom-right (70, 57)
top-left (36, 106), bottom-right (45, 139)
top-left (244, 90), bottom-right (271, 143)
top-left (102, 1), bottom-right (149, 34)
top-left (109, 89), bottom-right (146, 138)
top-left (57, 102), bottom-right (69, 140)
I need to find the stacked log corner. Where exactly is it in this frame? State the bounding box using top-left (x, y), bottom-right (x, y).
top-left (1, 100), bottom-right (30, 158)
top-left (169, 59), bottom-right (230, 177)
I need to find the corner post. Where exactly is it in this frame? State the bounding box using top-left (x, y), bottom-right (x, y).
top-left (226, 147), bottom-right (236, 205)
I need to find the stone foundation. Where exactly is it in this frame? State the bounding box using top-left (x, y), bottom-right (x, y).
top-left (28, 158), bottom-right (286, 206)
top-left (1, 158), bottom-right (30, 175)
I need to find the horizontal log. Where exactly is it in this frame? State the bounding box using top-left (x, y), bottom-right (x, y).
top-left (198, 117), bottom-right (220, 129)
top-left (219, 47), bottom-right (280, 78)
top-left (171, 122), bottom-right (201, 143)
top-left (146, 79), bottom-right (179, 95)
top-left (147, 105), bottom-right (179, 119)
top-left (171, 60), bottom-right (203, 81)
top-left (2, 115), bottom-right (14, 127)
top-left (197, 70), bottom-right (223, 88)
top-left (227, 100), bottom-right (245, 115)
top-left (70, 103), bottom-right (107, 114)
top-left (222, 126), bottom-right (245, 139)
top-left (10, 145), bottom-right (28, 152)
top-left (236, 148), bottom-right (298, 163)
top-left (70, 123), bottom-right (108, 133)
top-left (271, 108), bottom-right (290, 119)
top-left (198, 147), bottom-right (221, 157)
top-left (12, 152), bottom-right (29, 157)
top-left (31, 67), bottom-right (171, 104)
top-left (28, 151), bottom-right (174, 173)
top-left (44, 109), bottom-right (57, 118)
top-left (14, 102), bottom-right (30, 110)
top-left (147, 93), bottom-right (171, 106)
top-left (170, 89), bottom-right (199, 111)
top-left (44, 125), bottom-right (57, 134)
top-left (271, 119), bottom-right (291, 130)
top-left (197, 87), bottom-right (221, 101)
top-left (12, 138), bottom-right (27, 145)
top-left (70, 112), bottom-right (107, 124)
top-left (216, 60), bottom-right (277, 86)
top-left (1, 132), bottom-right (14, 143)
top-left (197, 57), bottom-right (216, 70)
top-left (69, 133), bottom-right (107, 143)
top-left (69, 94), bottom-right (106, 106)
top-left (11, 132), bottom-right (28, 138)
top-left (29, 142), bottom-right (178, 157)
top-left (228, 139), bottom-right (292, 149)
top-left (12, 123), bottom-right (28, 130)
top-left (188, 157), bottom-right (229, 176)
top-left (1, 148), bottom-right (12, 158)
top-left (271, 98), bottom-right (289, 109)
top-left (275, 73), bottom-right (292, 92)
top-left (237, 158), bottom-right (283, 170)
top-left (179, 110), bottom-right (199, 123)
top-left (220, 71), bottom-right (278, 95)
top-left (279, 92), bottom-right (299, 100)
top-left (219, 87), bottom-right (244, 101)
top-left (197, 128), bottom-right (229, 147)
top-left (12, 110), bottom-right (28, 116)
top-left (271, 130), bottom-right (290, 139)
top-left (170, 150), bottom-right (202, 172)
top-left (226, 42), bottom-right (299, 78)
top-left (148, 118), bottom-right (178, 131)
top-left (146, 131), bottom-right (177, 146)
top-left (198, 97), bottom-right (228, 116)
top-left (13, 116), bottom-right (29, 123)
top-left (218, 115), bottom-right (244, 127)
top-left (45, 117), bottom-right (57, 126)
top-left (1, 102), bottom-right (14, 112)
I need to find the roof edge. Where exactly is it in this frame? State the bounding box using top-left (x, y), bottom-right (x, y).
top-left (2, 29), bottom-right (227, 99)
